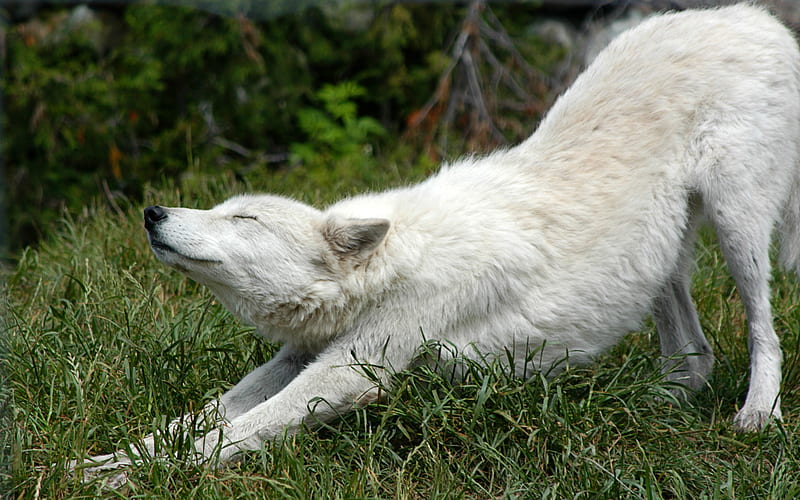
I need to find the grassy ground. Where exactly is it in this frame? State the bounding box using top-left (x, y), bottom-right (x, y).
top-left (2, 163), bottom-right (800, 499)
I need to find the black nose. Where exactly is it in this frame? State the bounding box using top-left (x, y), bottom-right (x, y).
top-left (144, 205), bottom-right (167, 230)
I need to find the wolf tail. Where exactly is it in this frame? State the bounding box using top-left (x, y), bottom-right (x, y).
top-left (779, 164), bottom-right (800, 276)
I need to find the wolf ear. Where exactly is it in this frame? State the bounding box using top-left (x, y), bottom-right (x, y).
top-left (322, 216), bottom-right (390, 258)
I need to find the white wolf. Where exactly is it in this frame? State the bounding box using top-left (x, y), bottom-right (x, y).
top-left (78, 4), bottom-right (800, 484)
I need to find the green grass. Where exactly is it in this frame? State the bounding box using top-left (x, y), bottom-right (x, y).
top-left (2, 163), bottom-right (800, 499)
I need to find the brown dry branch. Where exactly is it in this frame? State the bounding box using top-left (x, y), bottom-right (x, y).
top-left (406, 0), bottom-right (550, 159)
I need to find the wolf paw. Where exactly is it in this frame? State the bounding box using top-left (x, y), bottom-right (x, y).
top-left (91, 468), bottom-right (130, 489)
top-left (733, 406), bottom-right (781, 432)
top-left (69, 453), bottom-right (133, 488)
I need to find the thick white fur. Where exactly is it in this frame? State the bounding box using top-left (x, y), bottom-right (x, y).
top-left (77, 4), bottom-right (800, 485)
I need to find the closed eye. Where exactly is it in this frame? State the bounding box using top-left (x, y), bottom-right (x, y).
top-left (233, 215), bottom-right (258, 220)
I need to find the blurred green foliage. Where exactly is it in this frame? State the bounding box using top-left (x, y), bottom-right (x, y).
top-left (2, 1), bottom-right (561, 259)
top-left (290, 82), bottom-right (387, 168)
top-left (2, 3), bottom-right (463, 257)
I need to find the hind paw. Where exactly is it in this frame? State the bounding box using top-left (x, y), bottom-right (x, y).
top-left (733, 406), bottom-right (781, 432)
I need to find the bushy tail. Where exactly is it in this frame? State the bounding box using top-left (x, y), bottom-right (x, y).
top-left (779, 168), bottom-right (800, 276)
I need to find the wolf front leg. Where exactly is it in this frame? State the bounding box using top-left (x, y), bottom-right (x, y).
top-left (191, 348), bottom-right (387, 465)
top-left (73, 344), bottom-right (314, 484)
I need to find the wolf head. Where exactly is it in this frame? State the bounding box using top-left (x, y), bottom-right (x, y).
top-left (144, 194), bottom-right (390, 348)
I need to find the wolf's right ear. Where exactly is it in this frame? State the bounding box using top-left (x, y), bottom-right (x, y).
top-left (322, 216), bottom-right (390, 259)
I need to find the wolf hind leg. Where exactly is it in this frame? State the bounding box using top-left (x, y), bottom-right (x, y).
top-left (715, 221), bottom-right (782, 431)
top-left (703, 171), bottom-right (784, 431)
top-left (653, 210), bottom-right (714, 397)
